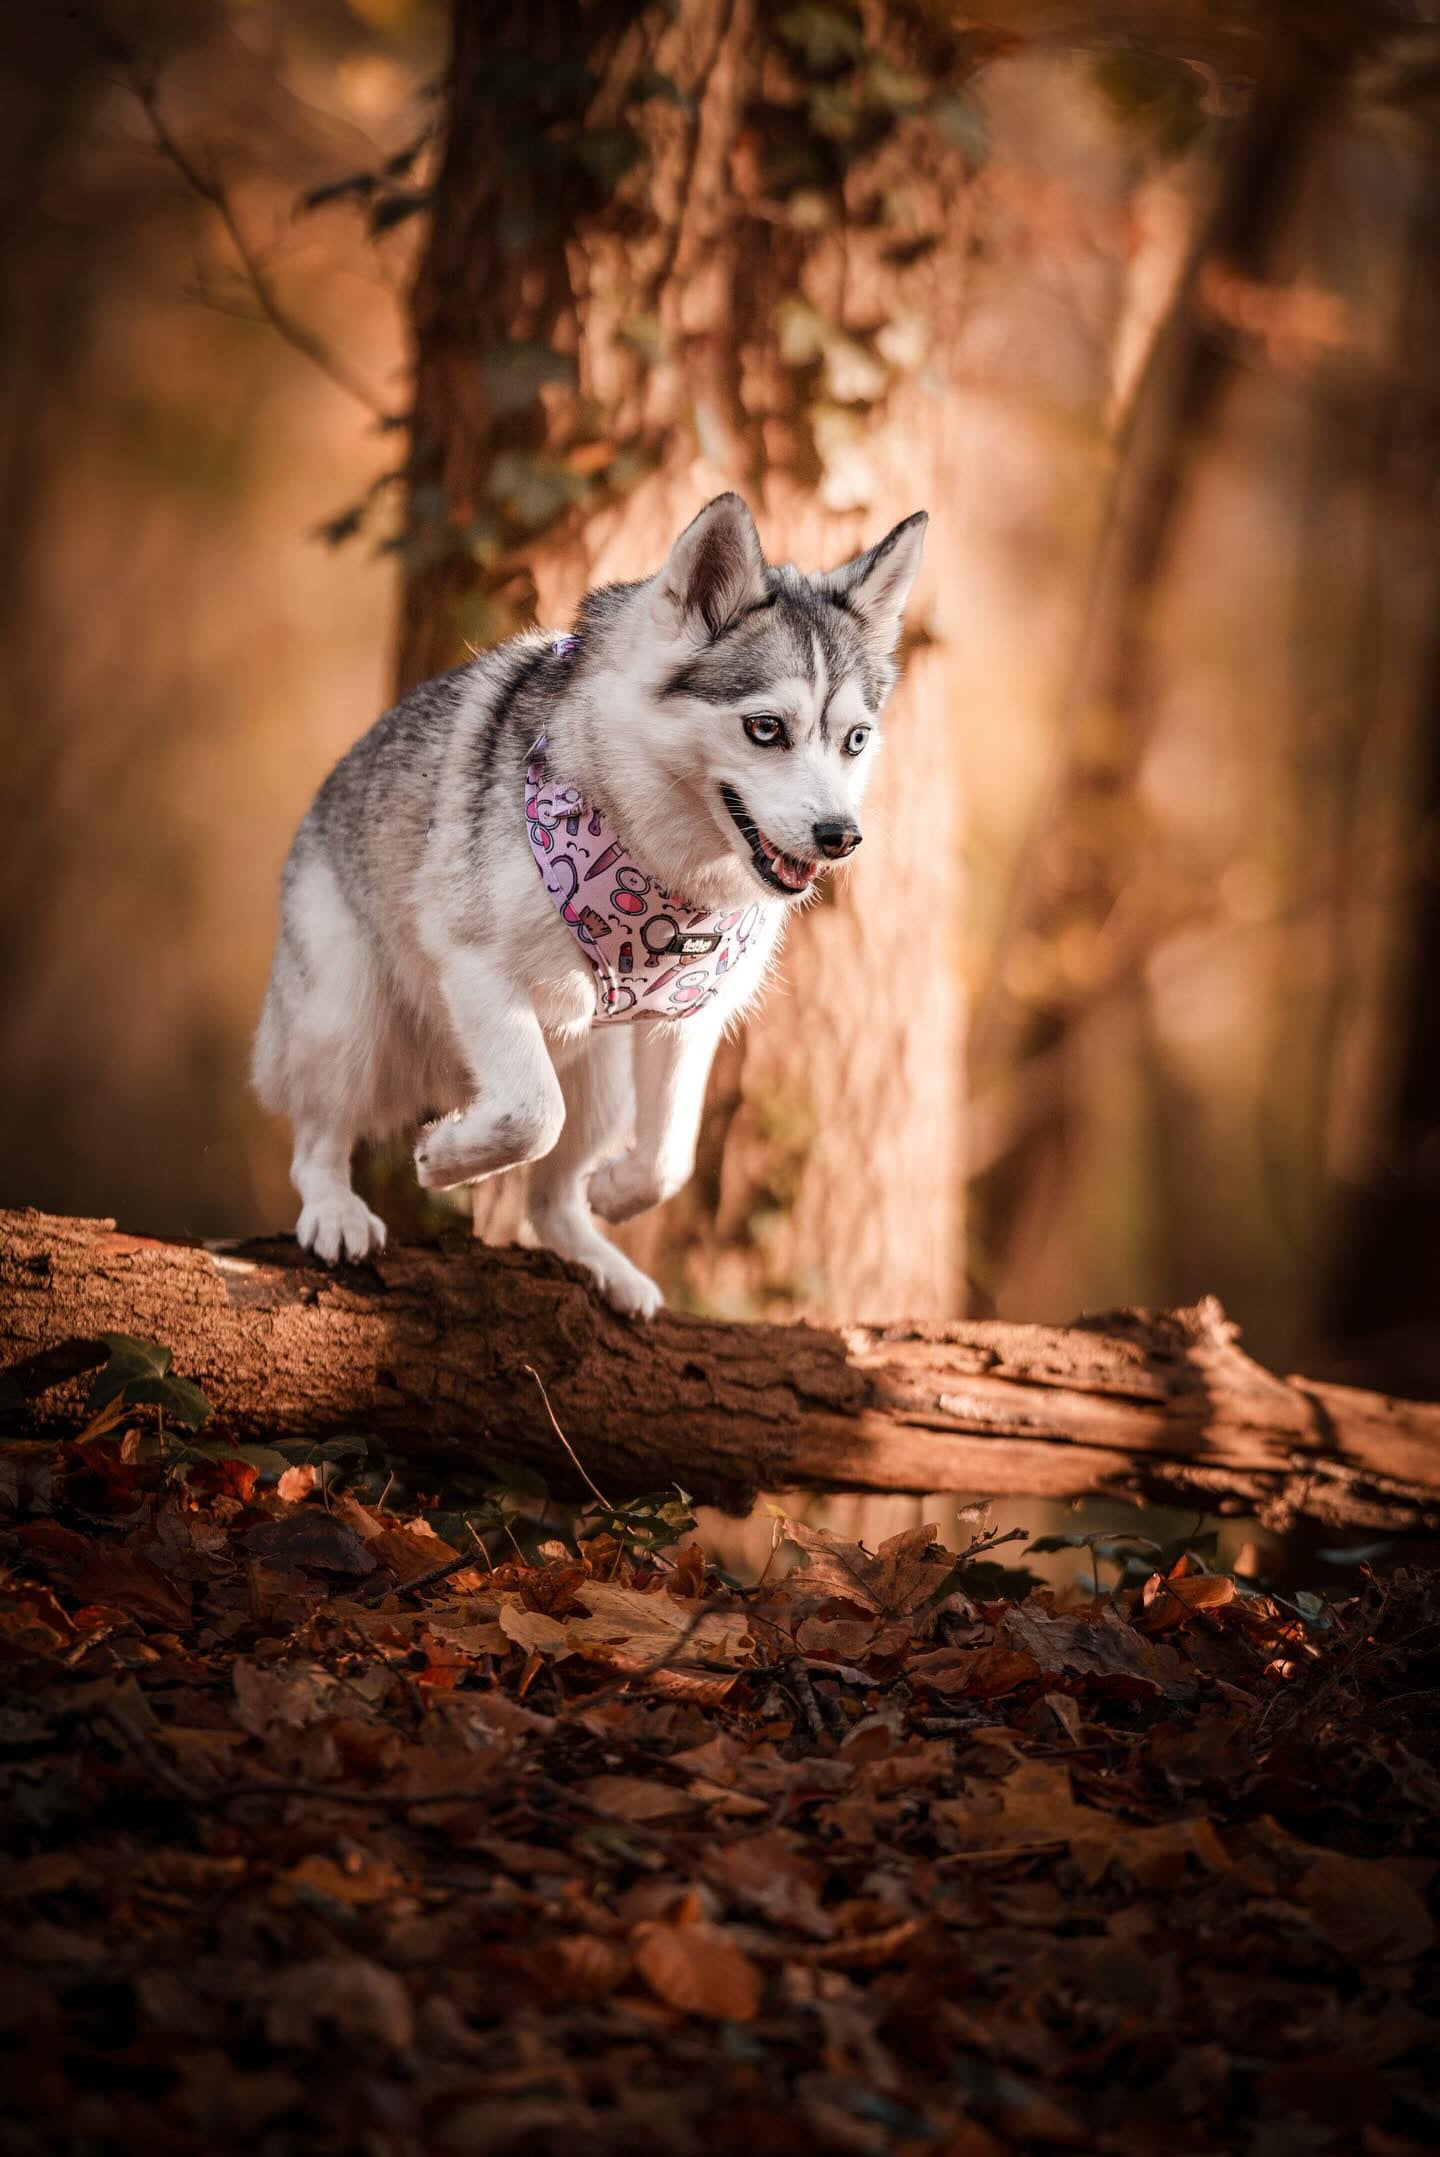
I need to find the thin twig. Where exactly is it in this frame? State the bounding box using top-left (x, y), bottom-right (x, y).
top-left (464, 1517), bottom-right (494, 1573)
top-left (559, 1597), bottom-right (738, 1714)
top-left (523, 1364), bottom-right (612, 1511)
top-left (114, 43), bottom-right (392, 420)
top-left (935, 1840), bottom-right (1068, 1865)
top-left (358, 1550), bottom-right (476, 1607)
top-left (958, 1523), bottom-right (1031, 1566)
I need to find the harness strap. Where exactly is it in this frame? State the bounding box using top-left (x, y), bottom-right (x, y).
top-left (523, 712), bottom-right (763, 1024)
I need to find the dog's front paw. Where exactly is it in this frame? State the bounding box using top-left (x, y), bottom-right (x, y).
top-left (414, 1114), bottom-right (501, 1190)
top-left (416, 1103), bottom-right (558, 1190)
top-left (589, 1153), bottom-right (682, 1224)
top-left (297, 1194), bottom-right (387, 1265)
top-left (413, 1121), bottom-right (466, 1191)
top-left (585, 1247), bottom-right (664, 1321)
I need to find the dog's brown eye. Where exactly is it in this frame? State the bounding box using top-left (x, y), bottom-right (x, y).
top-left (743, 713), bottom-right (787, 748)
top-left (843, 725), bottom-right (871, 757)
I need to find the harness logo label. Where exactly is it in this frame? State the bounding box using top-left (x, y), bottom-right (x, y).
top-left (663, 930), bottom-right (723, 958)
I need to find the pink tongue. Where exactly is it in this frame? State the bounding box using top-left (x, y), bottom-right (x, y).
top-left (756, 826), bottom-right (814, 886)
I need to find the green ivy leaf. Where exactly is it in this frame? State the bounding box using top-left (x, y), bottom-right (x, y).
top-left (88, 1333), bottom-right (171, 1403)
top-left (775, 5), bottom-right (864, 77)
top-left (570, 127), bottom-right (643, 197)
top-left (117, 1374), bottom-right (216, 1430)
top-left (87, 1334), bottom-right (214, 1429)
top-left (928, 94), bottom-right (987, 162)
top-left (184, 1438), bottom-right (293, 1476)
top-left (627, 66), bottom-right (689, 110)
top-left (581, 1485), bottom-right (697, 1553)
top-left (479, 343), bottom-right (578, 419)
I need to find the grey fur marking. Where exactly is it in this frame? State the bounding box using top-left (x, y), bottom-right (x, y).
top-left (663, 565), bottom-right (884, 724)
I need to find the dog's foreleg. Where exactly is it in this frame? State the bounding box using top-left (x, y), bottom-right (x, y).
top-left (293, 1123), bottom-right (388, 1264)
top-left (528, 1033), bottom-right (665, 1320)
top-left (588, 1012), bottom-right (723, 1224)
top-left (414, 952), bottom-right (565, 1190)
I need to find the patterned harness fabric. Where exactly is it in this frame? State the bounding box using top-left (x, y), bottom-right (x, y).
top-left (524, 689), bottom-right (765, 1024)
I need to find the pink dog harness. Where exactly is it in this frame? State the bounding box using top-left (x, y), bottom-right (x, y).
top-left (524, 724), bottom-right (764, 1025)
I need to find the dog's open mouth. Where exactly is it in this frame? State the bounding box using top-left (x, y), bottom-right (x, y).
top-left (719, 785), bottom-right (819, 896)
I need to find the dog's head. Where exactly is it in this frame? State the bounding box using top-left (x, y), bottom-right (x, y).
top-left (579, 494), bottom-right (927, 905)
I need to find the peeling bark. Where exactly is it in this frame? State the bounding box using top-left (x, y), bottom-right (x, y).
top-left (3, 1209), bottom-right (1438, 1534)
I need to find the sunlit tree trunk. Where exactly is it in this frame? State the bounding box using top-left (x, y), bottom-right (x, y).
top-left (395, 0), bottom-right (975, 1319)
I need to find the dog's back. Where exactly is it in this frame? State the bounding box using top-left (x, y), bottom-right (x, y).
top-left (257, 657), bottom-right (483, 1134)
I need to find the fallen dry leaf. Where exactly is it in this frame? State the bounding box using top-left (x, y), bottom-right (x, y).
top-left (631, 1919), bottom-right (763, 2021)
top-left (264, 1957), bottom-right (414, 2053)
top-left (4, 1417), bottom-right (1436, 2155)
top-left (1138, 1570), bottom-right (1238, 1632)
top-left (580, 1774), bottom-right (703, 1823)
top-left (245, 1511), bottom-right (376, 1578)
top-left (1299, 1850), bottom-right (1436, 1965)
top-left (566, 1579), bottom-right (753, 1664)
top-left (782, 1518), bottom-right (972, 1625)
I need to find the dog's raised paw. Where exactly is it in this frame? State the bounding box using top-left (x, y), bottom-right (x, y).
top-left (297, 1195), bottom-right (387, 1265)
top-left (589, 1155), bottom-right (678, 1224)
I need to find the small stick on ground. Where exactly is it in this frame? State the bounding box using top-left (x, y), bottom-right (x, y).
top-left (561, 1597), bottom-right (737, 1714)
top-left (523, 1363), bottom-right (612, 1511)
top-left (359, 1551), bottom-right (476, 1606)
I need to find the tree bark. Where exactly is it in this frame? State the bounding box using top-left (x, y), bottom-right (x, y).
top-left (3, 1209), bottom-right (1437, 1534)
top-left (394, 0), bottom-right (972, 1321)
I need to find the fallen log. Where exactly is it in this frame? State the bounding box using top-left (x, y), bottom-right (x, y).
top-left (2, 1207), bottom-right (1438, 1532)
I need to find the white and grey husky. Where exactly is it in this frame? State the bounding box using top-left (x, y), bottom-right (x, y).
top-left (253, 492), bottom-right (926, 1317)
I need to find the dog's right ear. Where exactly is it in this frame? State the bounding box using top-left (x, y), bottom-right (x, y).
top-left (652, 494), bottom-right (767, 640)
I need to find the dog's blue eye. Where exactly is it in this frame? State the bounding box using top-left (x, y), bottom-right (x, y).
top-left (743, 713), bottom-right (787, 748)
top-left (843, 725), bottom-right (871, 757)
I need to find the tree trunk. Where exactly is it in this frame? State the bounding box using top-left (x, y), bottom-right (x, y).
top-left (1319, 164), bottom-right (1440, 1402)
top-left (1324, 618), bottom-right (1440, 1398)
top-left (4, 1209), bottom-right (1438, 1534)
top-left (969, 50), bottom-right (1352, 1307)
top-left (393, 0), bottom-right (974, 1321)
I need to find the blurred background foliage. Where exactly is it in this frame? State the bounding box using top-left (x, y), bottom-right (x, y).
top-left (1, 0), bottom-right (1438, 1415)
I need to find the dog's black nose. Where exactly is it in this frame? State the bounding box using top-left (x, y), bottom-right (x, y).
top-left (813, 819), bottom-right (862, 860)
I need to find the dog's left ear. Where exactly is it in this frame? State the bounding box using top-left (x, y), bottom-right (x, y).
top-left (816, 510), bottom-right (928, 652)
top-left (653, 493), bottom-right (768, 640)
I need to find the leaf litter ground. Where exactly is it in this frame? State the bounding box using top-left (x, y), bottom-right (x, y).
top-left (2, 1408), bottom-right (1438, 2156)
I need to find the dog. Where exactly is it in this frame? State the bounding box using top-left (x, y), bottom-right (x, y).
top-left (252, 492), bottom-right (927, 1317)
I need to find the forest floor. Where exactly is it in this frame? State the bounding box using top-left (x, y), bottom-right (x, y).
top-left (1, 1364), bottom-right (1438, 2157)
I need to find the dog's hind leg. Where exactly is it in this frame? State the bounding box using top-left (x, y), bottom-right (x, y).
top-left (527, 1031), bottom-right (664, 1320)
top-left (254, 851), bottom-right (390, 1264)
